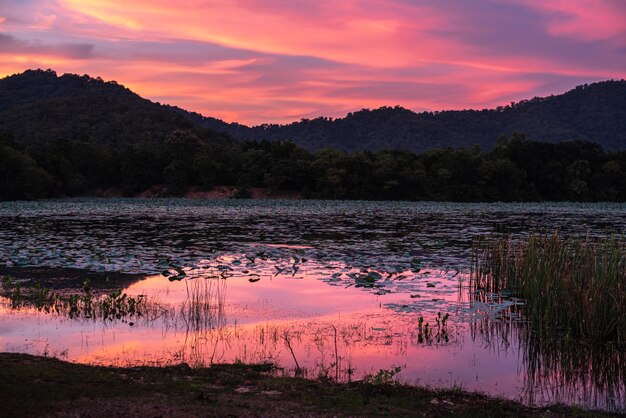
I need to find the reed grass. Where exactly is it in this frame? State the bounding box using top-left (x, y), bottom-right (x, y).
top-left (180, 277), bottom-right (226, 332)
top-left (471, 232), bottom-right (626, 341)
top-left (1, 276), bottom-right (155, 322)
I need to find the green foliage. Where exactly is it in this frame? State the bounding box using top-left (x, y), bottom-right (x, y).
top-left (0, 133), bottom-right (624, 201)
top-left (471, 233), bottom-right (626, 341)
top-left (0, 70), bottom-right (624, 202)
top-left (417, 313), bottom-right (450, 344)
top-left (363, 366), bottom-right (404, 384)
top-left (1, 353), bottom-right (606, 418)
top-left (0, 70), bottom-right (232, 148)
top-left (0, 138), bottom-right (55, 200)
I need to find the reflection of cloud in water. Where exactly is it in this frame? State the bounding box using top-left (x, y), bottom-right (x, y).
top-left (1, 200), bottom-right (626, 412)
top-left (2, 261), bottom-right (623, 412)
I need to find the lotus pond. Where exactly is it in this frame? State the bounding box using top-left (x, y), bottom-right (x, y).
top-left (0, 199), bottom-right (625, 412)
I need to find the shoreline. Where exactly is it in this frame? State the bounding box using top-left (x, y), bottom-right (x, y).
top-left (3, 194), bottom-right (626, 205)
top-left (0, 353), bottom-right (617, 417)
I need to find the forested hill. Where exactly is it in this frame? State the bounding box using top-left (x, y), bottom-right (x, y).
top-left (2, 69), bottom-right (624, 152)
top-left (198, 80), bottom-right (626, 152)
top-left (0, 69), bottom-right (231, 146)
top-left (0, 69), bottom-right (624, 203)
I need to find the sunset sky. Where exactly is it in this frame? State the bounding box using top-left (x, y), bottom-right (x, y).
top-left (1, 0), bottom-right (625, 125)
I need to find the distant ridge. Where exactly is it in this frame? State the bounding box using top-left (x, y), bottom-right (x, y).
top-left (195, 80), bottom-right (626, 152)
top-left (1, 69), bottom-right (625, 151)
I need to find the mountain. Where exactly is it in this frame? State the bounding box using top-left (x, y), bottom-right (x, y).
top-left (0, 69), bottom-right (230, 146)
top-left (1, 69), bottom-right (624, 153)
top-left (1, 70), bottom-right (624, 202)
top-left (197, 80), bottom-right (626, 152)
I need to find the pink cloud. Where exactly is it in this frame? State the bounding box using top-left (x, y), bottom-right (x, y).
top-left (56, 0), bottom-right (459, 67)
top-left (1, 0), bottom-right (624, 124)
top-left (508, 0), bottom-right (626, 45)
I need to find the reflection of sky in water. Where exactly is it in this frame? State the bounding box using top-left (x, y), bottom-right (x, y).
top-left (1, 264), bottom-right (624, 412)
top-left (1, 267), bottom-right (520, 397)
top-left (0, 199), bottom-right (625, 412)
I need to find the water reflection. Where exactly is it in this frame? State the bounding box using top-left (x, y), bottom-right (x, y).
top-left (1, 200), bottom-right (625, 412)
top-left (472, 312), bottom-right (626, 411)
top-left (522, 328), bottom-right (626, 410)
top-left (1, 260), bottom-right (623, 412)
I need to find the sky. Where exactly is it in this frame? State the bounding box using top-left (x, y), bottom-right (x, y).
top-left (0, 0), bottom-right (625, 125)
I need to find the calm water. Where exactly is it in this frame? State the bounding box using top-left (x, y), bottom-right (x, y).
top-left (0, 199), bottom-right (625, 411)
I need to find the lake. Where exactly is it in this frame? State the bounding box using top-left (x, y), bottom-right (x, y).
top-left (1, 199), bottom-right (625, 412)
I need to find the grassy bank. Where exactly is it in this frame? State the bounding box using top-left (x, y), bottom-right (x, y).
top-left (0, 353), bottom-right (617, 417)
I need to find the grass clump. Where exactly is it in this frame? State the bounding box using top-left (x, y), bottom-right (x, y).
top-left (1, 276), bottom-right (151, 322)
top-left (471, 232), bottom-right (625, 341)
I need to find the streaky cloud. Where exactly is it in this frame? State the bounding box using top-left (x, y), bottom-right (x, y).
top-left (0, 0), bottom-right (624, 124)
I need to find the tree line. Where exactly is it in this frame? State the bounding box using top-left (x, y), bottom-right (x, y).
top-left (1, 131), bottom-right (624, 202)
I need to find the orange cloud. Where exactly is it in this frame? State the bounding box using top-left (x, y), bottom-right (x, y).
top-left (2, 0), bottom-right (625, 124)
top-left (58, 0), bottom-right (456, 68)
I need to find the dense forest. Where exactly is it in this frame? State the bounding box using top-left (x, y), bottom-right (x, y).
top-left (1, 131), bottom-right (624, 201)
top-left (0, 69), bottom-right (624, 202)
top-left (199, 80), bottom-right (626, 152)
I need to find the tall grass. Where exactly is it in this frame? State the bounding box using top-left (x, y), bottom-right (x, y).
top-left (180, 277), bottom-right (226, 332)
top-left (471, 233), bottom-right (625, 342)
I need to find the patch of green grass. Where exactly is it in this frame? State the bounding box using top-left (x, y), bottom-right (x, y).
top-left (0, 353), bottom-right (617, 417)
